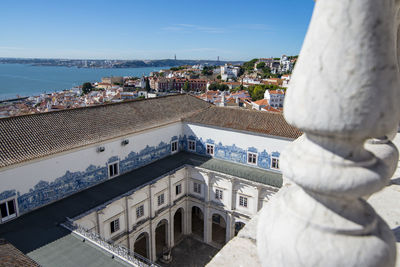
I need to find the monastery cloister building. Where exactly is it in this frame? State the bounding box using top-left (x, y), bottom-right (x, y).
top-left (0, 94), bottom-right (301, 266)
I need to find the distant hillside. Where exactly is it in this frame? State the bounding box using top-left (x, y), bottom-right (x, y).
top-left (114, 59), bottom-right (244, 68)
top-left (0, 58), bottom-right (244, 68)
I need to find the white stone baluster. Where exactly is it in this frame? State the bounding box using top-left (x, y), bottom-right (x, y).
top-left (257, 0), bottom-right (400, 266)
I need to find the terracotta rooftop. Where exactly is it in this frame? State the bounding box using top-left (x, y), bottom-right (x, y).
top-left (0, 239), bottom-right (39, 267)
top-left (0, 94), bottom-right (211, 168)
top-left (184, 106), bottom-right (302, 139)
top-left (254, 99), bottom-right (270, 106)
top-left (0, 95), bottom-right (301, 168)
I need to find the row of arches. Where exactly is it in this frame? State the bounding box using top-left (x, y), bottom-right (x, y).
top-left (132, 206), bottom-right (246, 260)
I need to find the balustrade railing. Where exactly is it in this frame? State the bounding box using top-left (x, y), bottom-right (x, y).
top-left (61, 219), bottom-right (159, 267)
top-left (256, 0), bottom-right (399, 266)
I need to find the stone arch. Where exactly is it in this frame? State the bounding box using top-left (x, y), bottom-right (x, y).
top-left (210, 209), bottom-right (227, 223)
top-left (191, 205), bottom-right (204, 241)
top-left (155, 219), bottom-right (169, 259)
top-left (190, 203), bottom-right (205, 214)
top-left (133, 231), bottom-right (150, 260)
top-left (173, 207), bottom-right (184, 243)
top-left (211, 213), bottom-right (226, 246)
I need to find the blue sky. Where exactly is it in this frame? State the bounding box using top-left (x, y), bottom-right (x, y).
top-left (0, 0), bottom-right (315, 61)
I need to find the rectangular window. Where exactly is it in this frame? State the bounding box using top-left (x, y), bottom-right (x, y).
top-left (239, 196), bottom-right (248, 207)
top-left (188, 140), bottom-right (196, 152)
top-left (247, 152), bottom-right (257, 165)
top-left (271, 157), bottom-right (280, 170)
top-left (136, 205), bottom-right (144, 219)
top-left (171, 141), bottom-right (178, 153)
top-left (193, 182), bottom-right (201, 194)
top-left (215, 189), bottom-right (223, 200)
top-left (157, 193), bottom-right (165, 206)
top-left (176, 184), bottom-right (182, 195)
top-left (110, 218), bottom-right (120, 233)
top-left (109, 162), bottom-right (119, 178)
top-left (0, 199), bottom-right (16, 222)
top-left (206, 144), bottom-right (214, 156)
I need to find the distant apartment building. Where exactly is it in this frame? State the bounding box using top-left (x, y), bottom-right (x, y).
top-left (155, 78), bottom-right (207, 92)
top-left (198, 90), bottom-right (251, 108)
top-left (95, 82), bottom-right (112, 90)
top-left (279, 55), bottom-right (293, 73)
top-left (242, 77), bottom-right (262, 85)
top-left (255, 58), bottom-right (280, 71)
top-left (102, 76), bottom-right (124, 85)
top-left (250, 89), bottom-right (285, 112)
top-left (264, 89), bottom-right (285, 108)
top-left (220, 64), bottom-right (240, 81)
top-left (256, 55), bottom-right (294, 74)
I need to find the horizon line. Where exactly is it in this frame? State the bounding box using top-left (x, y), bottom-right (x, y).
top-left (0, 56), bottom-right (251, 62)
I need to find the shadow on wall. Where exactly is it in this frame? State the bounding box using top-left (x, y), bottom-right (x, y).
top-left (390, 177), bottom-right (400, 185)
top-left (0, 152), bottom-right (212, 255)
top-left (393, 226), bottom-right (400, 243)
top-left (0, 137), bottom-right (179, 216)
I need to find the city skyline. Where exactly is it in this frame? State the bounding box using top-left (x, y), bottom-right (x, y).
top-left (0, 0), bottom-right (314, 61)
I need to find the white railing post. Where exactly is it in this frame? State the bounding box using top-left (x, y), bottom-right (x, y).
top-left (257, 0), bottom-right (400, 266)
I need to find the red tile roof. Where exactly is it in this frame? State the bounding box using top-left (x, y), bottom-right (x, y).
top-left (184, 107), bottom-right (301, 139)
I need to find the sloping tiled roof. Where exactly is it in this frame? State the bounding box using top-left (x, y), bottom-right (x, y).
top-left (261, 106), bottom-right (281, 113)
top-left (254, 99), bottom-right (269, 106)
top-left (184, 106), bottom-right (302, 139)
top-left (0, 94), bottom-right (211, 168)
top-left (0, 239), bottom-right (39, 267)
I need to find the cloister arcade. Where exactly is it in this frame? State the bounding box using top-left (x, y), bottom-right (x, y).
top-left (127, 201), bottom-right (247, 262)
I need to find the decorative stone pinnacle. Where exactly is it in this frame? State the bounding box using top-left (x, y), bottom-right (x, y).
top-left (257, 1), bottom-right (399, 266)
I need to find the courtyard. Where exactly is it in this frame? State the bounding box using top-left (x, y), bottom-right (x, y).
top-left (158, 237), bottom-right (219, 267)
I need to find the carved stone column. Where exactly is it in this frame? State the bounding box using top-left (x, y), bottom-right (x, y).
top-left (257, 0), bottom-right (399, 266)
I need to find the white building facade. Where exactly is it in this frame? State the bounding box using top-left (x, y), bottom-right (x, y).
top-left (72, 164), bottom-right (278, 262)
top-left (220, 64), bottom-right (240, 81)
top-left (264, 89), bottom-right (285, 108)
top-left (0, 95), bottom-right (301, 265)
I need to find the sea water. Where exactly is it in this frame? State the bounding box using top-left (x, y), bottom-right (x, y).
top-left (0, 63), bottom-right (166, 99)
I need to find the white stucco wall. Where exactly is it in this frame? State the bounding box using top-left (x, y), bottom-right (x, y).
top-left (0, 122), bottom-right (182, 214)
top-left (184, 124), bottom-right (290, 154)
top-left (183, 123), bottom-right (291, 172)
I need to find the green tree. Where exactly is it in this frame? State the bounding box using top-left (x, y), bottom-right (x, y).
top-left (208, 83), bottom-right (228, 91)
top-left (231, 84), bottom-right (244, 92)
top-left (216, 75), bottom-right (221, 80)
top-left (256, 62), bottom-right (266, 69)
top-left (219, 84), bottom-right (229, 91)
top-left (208, 83), bottom-right (218, 91)
top-left (183, 81), bottom-right (190, 92)
top-left (236, 66), bottom-right (244, 77)
top-left (242, 58), bottom-right (258, 72)
top-left (82, 82), bottom-right (93, 95)
top-left (201, 66), bottom-right (213, 76)
top-left (252, 85), bottom-right (266, 101)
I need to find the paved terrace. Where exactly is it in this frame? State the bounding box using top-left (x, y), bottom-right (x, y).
top-left (0, 151), bottom-right (282, 266)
